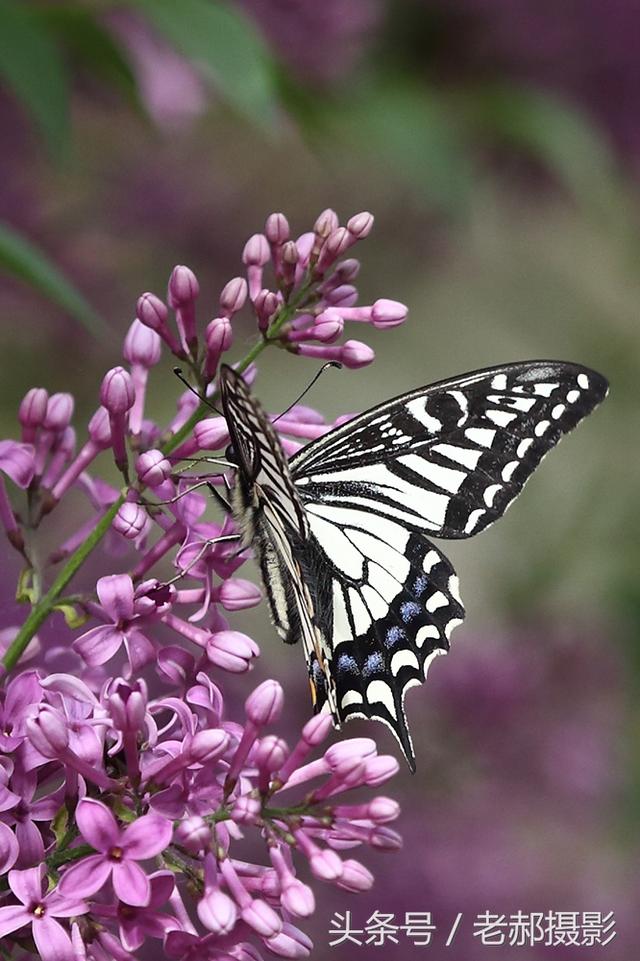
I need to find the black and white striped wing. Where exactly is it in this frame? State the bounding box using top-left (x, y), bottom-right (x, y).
top-left (289, 361), bottom-right (608, 768)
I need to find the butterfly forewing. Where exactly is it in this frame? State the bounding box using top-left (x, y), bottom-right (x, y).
top-left (290, 361), bottom-right (608, 539)
top-left (220, 361), bottom-right (608, 770)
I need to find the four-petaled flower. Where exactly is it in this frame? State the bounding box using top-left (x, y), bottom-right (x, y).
top-left (58, 799), bottom-right (173, 906)
top-left (0, 865), bottom-right (88, 961)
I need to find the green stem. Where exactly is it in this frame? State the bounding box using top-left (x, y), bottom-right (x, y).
top-left (2, 495), bottom-right (125, 671)
top-left (2, 279), bottom-right (315, 673)
top-left (48, 842), bottom-right (94, 870)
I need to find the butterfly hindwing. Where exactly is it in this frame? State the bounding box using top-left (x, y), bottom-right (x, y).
top-left (326, 529), bottom-right (463, 770)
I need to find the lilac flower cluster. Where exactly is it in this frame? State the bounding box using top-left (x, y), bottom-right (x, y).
top-left (0, 210), bottom-right (407, 960)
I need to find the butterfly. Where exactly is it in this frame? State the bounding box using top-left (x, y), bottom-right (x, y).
top-left (218, 360), bottom-right (608, 771)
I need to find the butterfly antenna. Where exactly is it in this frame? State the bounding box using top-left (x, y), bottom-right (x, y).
top-left (272, 361), bottom-right (342, 424)
top-left (173, 368), bottom-right (223, 417)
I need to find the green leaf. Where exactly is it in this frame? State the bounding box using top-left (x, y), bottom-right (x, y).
top-left (40, 6), bottom-right (139, 110)
top-left (0, 222), bottom-right (109, 339)
top-left (460, 84), bottom-right (629, 219)
top-left (131, 0), bottom-right (278, 128)
top-left (52, 602), bottom-right (88, 629)
top-left (0, 0), bottom-right (70, 157)
top-left (52, 804), bottom-right (69, 846)
top-left (16, 567), bottom-right (37, 605)
top-left (311, 78), bottom-right (474, 215)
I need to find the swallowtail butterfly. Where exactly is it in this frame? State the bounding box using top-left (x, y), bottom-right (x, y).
top-left (219, 360), bottom-right (607, 770)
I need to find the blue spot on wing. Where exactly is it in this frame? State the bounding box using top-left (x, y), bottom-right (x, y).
top-left (412, 574), bottom-right (429, 597)
top-left (384, 625), bottom-right (407, 648)
top-left (363, 652), bottom-right (384, 677)
top-left (337, 654), bottom-right (359, 675)
top-left (400, 601), bottom-right (421, 623)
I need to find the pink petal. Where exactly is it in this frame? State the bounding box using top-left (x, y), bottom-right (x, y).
top-left (96, 573), bottom-right (135, 621)
top-left (121, 912), bottom-right (172, 951)
top-left (57, 855), bottom-right (112, 899)
top-left (119, 916), bottom-right (146, 952)
top-left (44, 892), bottom-right (89, 919)
top-left (147, 870), bottom-right (176, 908)
top-left (31, 787), bottom-right (65, 821)
top-left (33, 915), bottom-right (75, 961)
top-left (9, 865), bottom-right (43, 905)
top-left (112, 860), bottom-right (150, 907)
top-left (76, 798), bottom-right (120, 851)
top-left (5, 670), bottom-right (42, 718)
top-left (123, 627), bottom-right (156, 673)
top-left (15, 818), bottom-right (44, 867)
top-left (0, 822), bottom-right (18, 873)
top-left (73, 625), bottom-right (126, 667)
top-left (0, 440), bottom-right (35, 488)
top-left (121, 814), bottom-right (172, 860)
top-left (0, 903), bottom-right (29, 938)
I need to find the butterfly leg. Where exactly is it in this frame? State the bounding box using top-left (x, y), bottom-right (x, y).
top-left (161, 532), bottom-right (241, 587)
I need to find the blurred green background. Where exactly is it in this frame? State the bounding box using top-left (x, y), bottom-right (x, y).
top-left (1, 1), bottom-right (638, 958)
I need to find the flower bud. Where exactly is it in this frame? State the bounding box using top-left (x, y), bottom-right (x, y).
top-left (168, 265), bottom-right (200, 308)
top-left (217, 578), bottom-right (261, 611)
top-left (100, 367), bottom-right (135, 415)
top-left (26, 706), bottom-right (69, 757)
top-left (207, 631), bottom-right (258, 674)
top-left (204, 317), bottom-right (233, 378)
top-left (123, 318), bottom-right (162, 367)
top-left (341, 340), bottom-right (375, 369)
top-left (370, 298), bottom-right (408, 329)
top-left (19, 388), bottom-right (48, 434)
top-left (107, 678), bottom-right (148, 733)
top-left (324, 284), bottom-right (358, 307)
top-left (253, 735), bottom-right (288, 774)
top-left (242, 898), bottom-right (282, 938)
top-left (316, 227), bottom-right (351, 272)
top-left (368, 796), bottom-right (400, 822)
top-left (193, 417), bottom-right (229, 451)
top-left (325, 737), bottom-right (377, 769)
top-left (309, 847), bottom-right (343, 881)
top-left (265, 212), bottom-right (290, 245)
top-left (347, 211), bottom-right (374, 239)
top-left (246, 679), bottom-right (284, 727)
top-left (188, 728), bottom-right (229, 762)
top-left (265, 923), bottom-right (313, 959)
top-left (311, 311), bottom-right (343, 343)
top-left (253, 289), bottom-right (279, 331)
top-left (333, 257), bottom-right (360, 282)
top-left (138, 292), bottom-right (167, 330)
top-left (43, 393), bottom-right (74, 432)
top-left (113, 500), bottom-right (148, 540)
top-left (219, 277), bottom-right (248, 316)
top-left (242, 234), bottom-right (270, 266)
top-left (136, 449), bottom-right (172, 488)
top-left (337, 859), bottom-right (374, 892)
top-left (198, 888), bottom-right (237, 935)
top-left (231, 793), bottom-right (262, 825)
top-left (369, 826), bottom-right (402, 850)
top-left (281, 240), bottom-right (298, 266)
top-left (302, 712), bottom-right (333, 746)
top-left (281, 878), bottom-right (315, 918)
top-left (363, 754), bottom-right (399, 786)
top-left (175, 815), bottom-right (212, 854)
top-left (314, 208), bottom-right (339, 238)
top-left (87, 407), bottom-right (112, 449)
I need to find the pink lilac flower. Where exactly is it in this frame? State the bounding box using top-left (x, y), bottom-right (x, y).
top-left (0, 865), bottom-right (88, 961)
top-left (0, 210), bottom-right (406, 960)
top-left (58, 799), bottom-right (173, 905)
